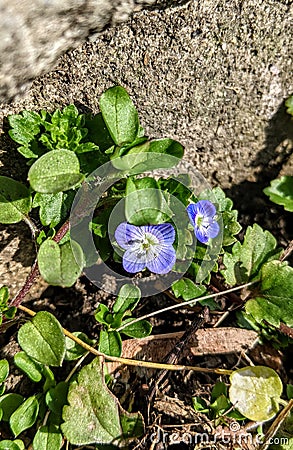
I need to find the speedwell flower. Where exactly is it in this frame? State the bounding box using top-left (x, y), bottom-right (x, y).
top-left (186, 200), bottom-right (220, 244)
top-left (114, 222), bottom-right (176, 274)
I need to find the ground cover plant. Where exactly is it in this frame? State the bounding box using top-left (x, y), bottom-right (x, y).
top-left (0, 86), bottom-right (292, 449)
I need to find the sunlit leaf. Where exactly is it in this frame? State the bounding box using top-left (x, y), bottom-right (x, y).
top-left (100, 86), bottom-right (139, 146)
top-left (0, 177), bottom-right (31, 224)
top-left (263, 176), bottom-right (293, 212)
top-left (10, 396), bottom-right (39, 437)
top-left (18, 311), bottom-right (65, 366)
top-left (61, 357), bottom-right (144, 445)
top-left (28, 149), bottom-right (83, 193)
top-left (245, 261), bottom-right (293, 328)
top-left (229, 366), bottom-right (282, 421)
top-left (32, 425), bottom-right (63, 450)
top-left (38, 240), bottom-right (84, 287)
top-left (222, 224), bottom-right (280, 285)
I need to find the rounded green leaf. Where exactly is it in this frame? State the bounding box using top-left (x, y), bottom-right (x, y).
top-left (17, 311), bottom-right (65, 366)
top-left (61, 357), bottom-right (122, 444)
top-left (28, 149), bottom-right (83, 193)
top-left (113, 285), bottom-right (141, 314)
top-left (125, 177), bottom-right (163, 225)
top-left (12, 442), bottom-right (24, 450)
top-left (0, 441), bottom-right (22, 450)
top-left (0, 359), bottom-right (9, 383)
top-left (229, 366), bottom-right (283, 421)
top-left (120, 319), bottom-right (152, 338)
top-left (0, 176), bottom-right (31, 224)
top-left (33, 425), bottom-right (63, 450)
top-left (99, 86), bottom-right (139, 146)
top-left (14, 352), bottom-right (43, 382)
top-left (0, 394), bottom-right (24, 421)
top-left (99, 330), bottom-right (122, 357)
top-left (45, 382), bottom-right (68, 416)
top-left (38, 239), bottom-right (84, 287)
top-left (10, 396), bottom-right (39, 437)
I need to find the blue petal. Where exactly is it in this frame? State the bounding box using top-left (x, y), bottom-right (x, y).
top-left (207, 220), bottom-right (220, 238)
top-left (143, 223), bottom-right (175, 244)
top-left (123, 247), bottom-right (146, 273)
top-left (123, 258), bottom-right (146, 273)
top-left (146, 245), bottom-right (176, 274)
top-left (115, 222), bottom-right (143, 249)
top-left (115, 222), bottom-right (128, 249)
top-left (196, 200), bottom-right (216, 218)
top-left (186, 204), bottom-right (197, 225)
top-left (194, 226), bottom-right (209, 244)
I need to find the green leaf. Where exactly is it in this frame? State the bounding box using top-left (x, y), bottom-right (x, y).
top-left (10, 396), bottom-right (39, 437)
top-left (11, 442), bottom-right (24, 450)
top-left (0, 441), bottom-right (23, 450)
top-left (113, 285), bottom-right (141, 314)
top-left (245, 261), bottom-right (293, 328)
top-left (222, 224), bottom-right (280, 285)
top-left (28, 149), bottom-right (83, 193)
top-left (120, 412), bottom-right (145, 440)
top-left (221, 210), bottom-right (242, 246)
top-left (85, 112), bottom-right (115, 152)
top-left (285, 95), bottom-right (293, 116)
top-left (287, 384), bottom-right (293, 400)
top-left (32, 424), bottom-right (63, 450)
top-left (125, 177), bottom-right (164, 225)
top-left (46, 382), bottom-right (68, 417)
top-left (0, 394), bottom-right (24, 421)
top-left (33, 191), bottom-right (75, 227)
top-left (40, 105), bottom-right (88, 153)
top-left (111, 139), bottom-right (183, 171)
top-left (171, 278), bottom-right (207, 301)
top-left (17, 311), bottom-right (66, 366)
top-left (99, 330), bottom-right (122, 357)
top-left (120, 319), bottom-right (152, 338)
top-left (200, 186), bottom-right (233, 212)
top-left (99, 86), bottom-right (139, 146)
top-left (211, 382), bottom-right (227, 402)
top-left (62, 357), bottom-right (144, 445)
top-left (0, 359), bottom-right (9, 383)
top-left (192, 396), bottom-right (209, 413)
top-left (0, 177), bottom-right (31, 224)
top-left (3, 306), bottom-right (16, 320)
top-left (229, 366), bottom-right (282, 421)
top-left (14, 352), bottom-right (43, 382)
top-left (263, 176), bottom-right (293, 212)
top-left (8, 110), bottom-right (44, 159)
top-left (0, 286), bottom-right (9, 308)
top-left (65, 332), bottom-right (95, 361)
top-left (42, 366), bottom-right (56, 393)
top-left (94, 304), bottom-right (112, 327)
top-left (158, 175), bottom-right (193, 206)
top-left (148, 138), bottom-right (184, 159)
top-left (38, 240), bottom-right (84, 287)
top-left (210, 394), bottom-right (231, 417)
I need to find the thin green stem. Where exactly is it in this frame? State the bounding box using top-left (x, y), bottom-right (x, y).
top-left (116, 281), bottom-right (256, 332)
top-left (18, 304), bottom-right (232, 375)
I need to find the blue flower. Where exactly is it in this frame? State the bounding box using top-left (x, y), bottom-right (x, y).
top-left (186, 200), bottom-right (220, 244)
top-left (114, 222), bottom-right (176, 274)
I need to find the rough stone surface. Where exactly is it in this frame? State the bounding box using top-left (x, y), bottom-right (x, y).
top-left (0, 0), bottom-right (159, 102)
top-left (0, 0), bottom-right (292, 296)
